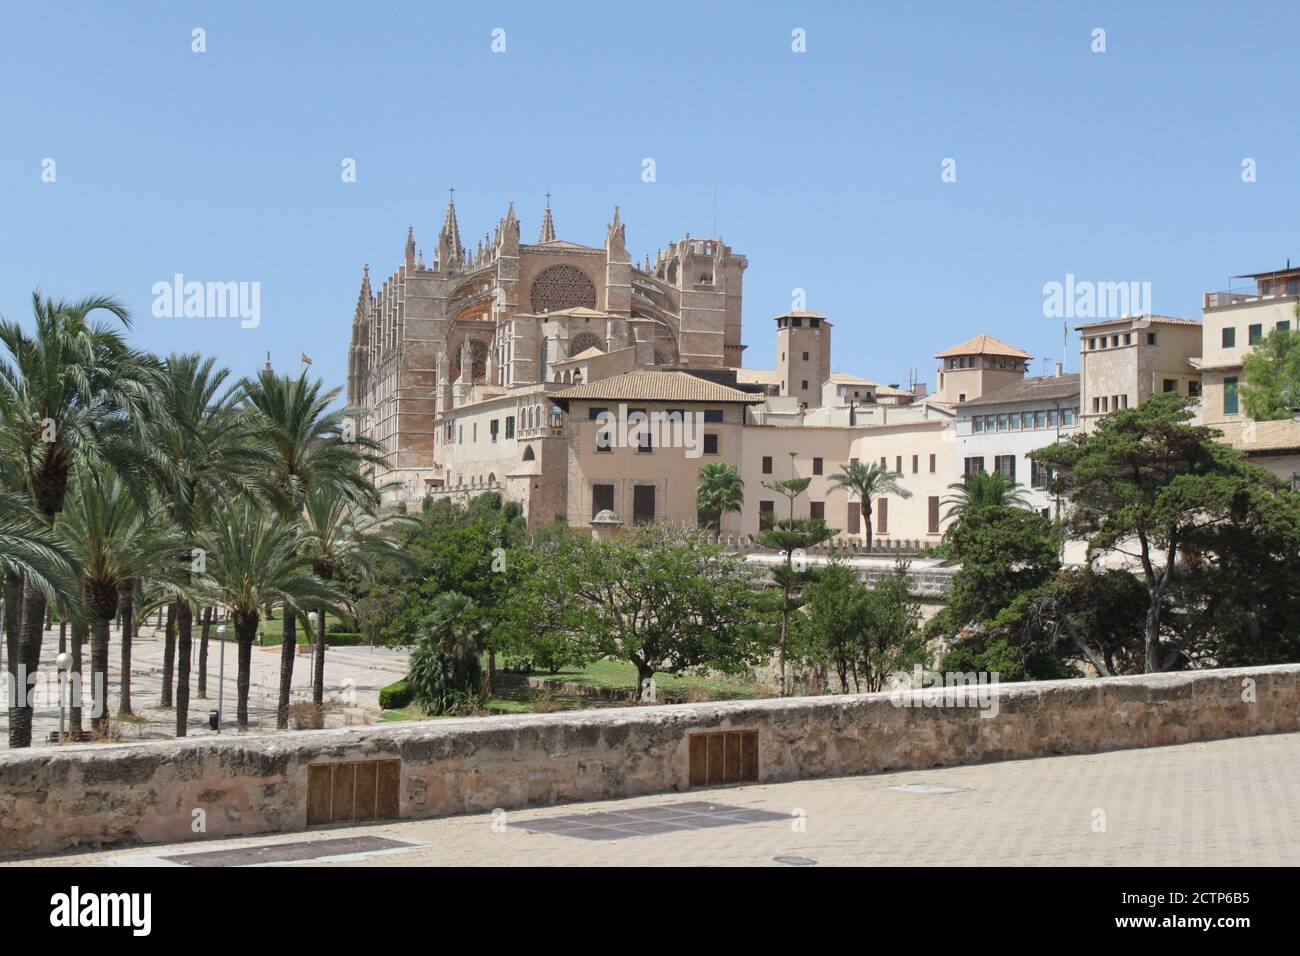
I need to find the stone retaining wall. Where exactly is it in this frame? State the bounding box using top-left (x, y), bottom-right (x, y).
top-left (1, 664), bottom-right (1296, 857)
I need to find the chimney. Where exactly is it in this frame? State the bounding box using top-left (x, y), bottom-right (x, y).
top-left (1055, 362), bottom-right (1063, 378)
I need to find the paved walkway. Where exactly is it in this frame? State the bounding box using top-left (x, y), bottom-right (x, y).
top-left (1, 626), bottom-right (409, 745)
top-left (21, 732), bottom-right (1300, 866)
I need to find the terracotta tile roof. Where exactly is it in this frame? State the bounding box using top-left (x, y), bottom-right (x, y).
top-left (934, 334), bottom-right (1033, 359)
top-left (551, 370), bottom-right (765, 404)
top-left (1074, 315), bottom-right (1201, 331)
top-left (961, 373), bottom-right (1081, 408)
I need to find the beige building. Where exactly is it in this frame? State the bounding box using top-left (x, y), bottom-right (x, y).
top-left (1076, 315), bottom-right (1202, 431)
top-left (933, 334), bottom-right (1032, 405)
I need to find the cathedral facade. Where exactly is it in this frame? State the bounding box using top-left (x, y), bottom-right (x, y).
top-left (347, 197), bottom-right (747, 486)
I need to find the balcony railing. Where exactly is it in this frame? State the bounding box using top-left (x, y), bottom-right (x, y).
top-left (1204, 289), bottom-right (1300, 309)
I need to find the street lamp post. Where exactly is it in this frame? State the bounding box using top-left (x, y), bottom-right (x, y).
top-left (55, 651), bottom-right (71, 742)
top-left (216, 623), bottom-right (228, 734)
top-left (307, 610), bottom-right (318, 695)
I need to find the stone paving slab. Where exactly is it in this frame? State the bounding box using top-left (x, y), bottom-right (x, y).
top-left (16, 731), bottom-right (1299, 867)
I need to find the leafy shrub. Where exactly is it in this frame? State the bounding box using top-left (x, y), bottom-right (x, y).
top-left (378, 680), bottom-right (413, 710)
top-left (407, 643), bottom-right (481, 716)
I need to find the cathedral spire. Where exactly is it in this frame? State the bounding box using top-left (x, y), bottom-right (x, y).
top-left (405, 225), bottom-right (415, 270)
top-left (438, 189), bottom-right (464, 266)
top-left (539, 191), bottom-right (556, 242)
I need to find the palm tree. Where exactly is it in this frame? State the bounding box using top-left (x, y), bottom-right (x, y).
top-left (299, 484), bottom-right (415, 719)
top-left (149, 354), bottom-right (271, 735)
top-left (202, 502), bottom-right (341, 731)
top-left (0, 292), bottom-right (158, 747)
top-left (238, 369), bottom-right (385, 722)
top-left (942, 470), bottom-right (1030, 524)
top-left (695, 462), bottom-right (744, 533)
top-left (58, 472), bottom-right (187, 734)
top-left (828, 460), bottom-right (912, 549)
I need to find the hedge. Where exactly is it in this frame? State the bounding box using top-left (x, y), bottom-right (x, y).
top-left (255, 632), bottom-right (369, 647)
top-left (378, 679), bottom-right (413, 710)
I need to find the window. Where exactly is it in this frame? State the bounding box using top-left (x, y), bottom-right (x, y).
top-left (1224, 376), bottom-right (1239, 415)
top-left (813, 457), bottom-right (823, 475)
top-left (762, 455), bottom-right (773, 475)
top-left (1031, 460), bottom-right (1051, 489)
top-left (912, 454), bottom-right (919, 474)
top-left (458, 424), bottom-right (463, 443)
top-left (1008, 413), bottom-right (1021, 430)
top-left (1279, 320), bottom-right (1291, 332)
top-left (637, 430), bottom-right (653, 453)
top-left (847, 503), bottom-right (860, 535)
top-left (703, 409), bottom-right (724, 423)
top-left (1047, 409), bottom-right (1057, 427)
top-left (958, 393), bottom-right (967, 403)
top-left (759, 500), bottom-right (774, 531)
top-left (877, 497), bottom-right (888, 534)
top-left (1089, 338), bottom-right (1097, 350)
top-left (964, 456), bottom-right (985, 476)
top-left (490, 419), bottom-right (499, 442)
top-left (632, 485), bottom-right (656, 525)
top-left (801, 380), bottom-right (809, 390)
top-left (895, 456), bottom-right (902, 473)
top-left (1163, 379), bottom-right (1176, 393)
top-left (505, 415), bottom-right (515, 439)
top-left (1188, 381), bottom-right (1201, 398)
top-left (1249, 323), bottom-right (1263, 345)
top-left (1147, 332), bottom-right (1158, 345)
top-left (810, 501), bottom-right (825, 521)
top-left (997, 414), bottom-right (1008, 431)
top-left (703, 433), bottom-right (719, 455)
top-left (995, 455), bottom-right (1016, 480)
top-left (1034, 410), bottom-right (1047, 428)
top-left (588, 406), bottom-right (608, 420)
top-left (472, 423), bottom-right (477, 441)
top-left (802, 352), bottom-right (809, 361)
top-left (1063, 408), bottom-right (1076, 426)
top-left (973, 417), bottom-right (983, 433)
top-left (929, 454), bottom-right (936, 473)
top-left (880, 457), bottom-right (886, 468)
top-left (1123, 333), bottom-right (1132, 345)
top-left (1222, 327), bottom-right (1236, 348)
top-left (928, 496), bottom-right (940, 534)
top-left (592, 483), bottom-right (615, 517)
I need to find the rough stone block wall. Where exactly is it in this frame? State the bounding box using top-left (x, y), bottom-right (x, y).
top-left (0, 664), bottom-right (1296, 857)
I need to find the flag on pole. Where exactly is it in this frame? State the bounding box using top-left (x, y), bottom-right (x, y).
top-left (301, 353), bottom-right (312, 366)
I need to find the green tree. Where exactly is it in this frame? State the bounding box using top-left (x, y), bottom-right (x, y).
top-left (406, 591), bottom-right (487, 715)
top-left (753, 453), bottom-right (835, 695)
top-left (942, 470), bottom-right (1029, 524)
top-left (150, 354), bottom-right (271, 734)
top-left (0, 292), bottom-right (159, 747)
top-left (828, 459), bottom-right (911, 549)
top-left (515, 526), bottom-right (760, 701)
top-left (58, 472), bottom-right (188, 734)
top-left (1240, 306), bottom-right (1300, 420)
top-left (1034, 394), bottom-right (1277, 672)
top-left (695, 461), bottom-right (744, 532)
top-left (299, 484), bottom-right (415, 718)
top-left (239, 368), bottom-right (384, 716)
top-left (202, 503), bottom-right (341, 730)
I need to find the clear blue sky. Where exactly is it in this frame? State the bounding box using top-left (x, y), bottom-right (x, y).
top-left (3, 1), bottom-right (1297, 394)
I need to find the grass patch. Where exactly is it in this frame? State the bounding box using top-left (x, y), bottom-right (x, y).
top-left (511, 657), bottom-right (758, 701)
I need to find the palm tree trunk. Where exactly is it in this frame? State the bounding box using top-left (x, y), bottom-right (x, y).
top-left (175, 604), bottom-right (192, 736)
top-left (10, 584), bottom-right (48, 748)
top-left (277, 609), bottom-right (296, 729)
top-left (160, 602), bottom-right (176, 707)
top-left (3, 572), bottom-right (20, 737)
top-left (118, 584), bottom-right (135, 716)
top-left (58, 617), bottom-right (67, 654)
top-left (69, 618), bottom-right (86, 737)
top-left (235, 615), bottom-right (258, 731)
top-left (90, 616), bottom-right (111, 735)
top-left (312, 606), bottom-right (326, 705)
top-left (198, 606), bottom-right (212, 698)
top-left (862, 501), bottom-right (873, 549)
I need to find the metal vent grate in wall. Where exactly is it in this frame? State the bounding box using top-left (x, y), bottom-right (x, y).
top-left (306, 759), bottom-right (401, 826)
top-left (688, 730), bottom-right (758, 787)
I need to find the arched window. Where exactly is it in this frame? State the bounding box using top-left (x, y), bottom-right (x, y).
top-left (522, 445), bottom-right (536, 461)
top-left (569, 332), bottom-right (604, 356)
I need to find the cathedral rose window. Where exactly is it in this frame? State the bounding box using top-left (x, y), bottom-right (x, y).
top-left (530, 264), bottom-right (598, 313)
